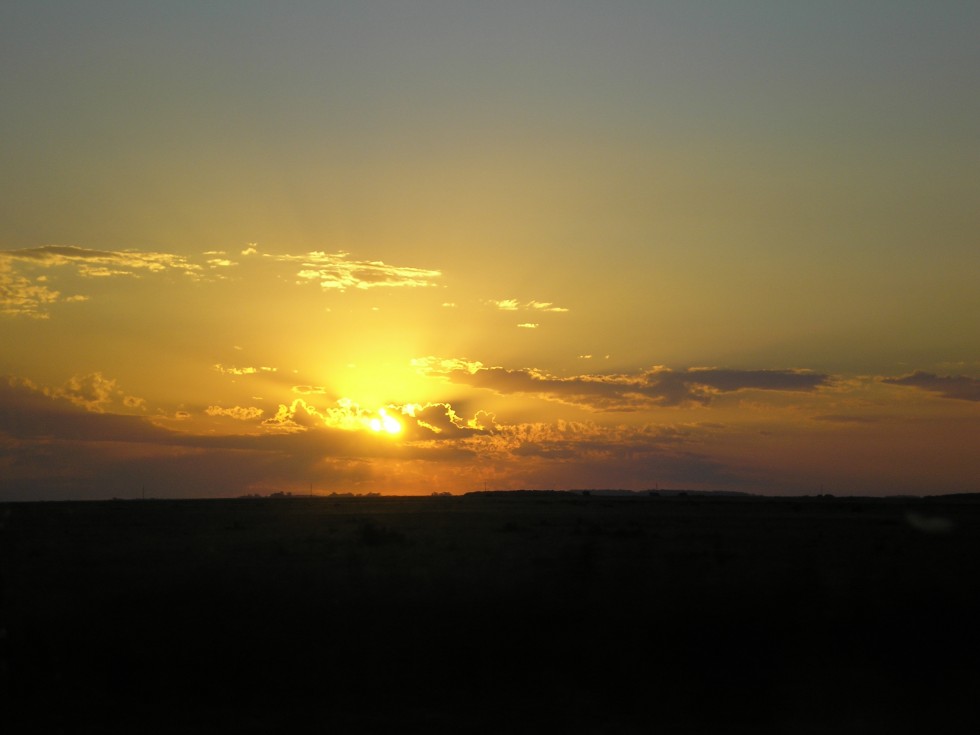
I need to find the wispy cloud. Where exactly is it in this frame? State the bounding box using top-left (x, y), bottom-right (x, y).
top-left (266, 250), bottom-right (441, 291)
top-left (2, 244), bottom-right (443, 318)
top-left (2, 245), bottom-right (203, 277)
top-left (528, 300), bottom-right (569, 313)
top-left (291, 385), bottom-right (330, 395)
top-left (489, 298), bottom-right (569, 313)
top-left (881, 371), bottom-right (980, 402)
top-left (0, 245), bottom-right (204, 317)
top-left (412, 356), bottom-right (485, 375)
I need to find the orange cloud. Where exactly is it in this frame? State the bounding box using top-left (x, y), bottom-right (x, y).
top-left (881, 371), bottom-right (980, 402)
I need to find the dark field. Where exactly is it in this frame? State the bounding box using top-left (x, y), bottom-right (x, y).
top-left (2, 493), bottom-right (979, 733)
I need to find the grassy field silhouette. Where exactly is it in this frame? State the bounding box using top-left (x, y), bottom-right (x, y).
top-left (2, 493), bottom-right (978, 733)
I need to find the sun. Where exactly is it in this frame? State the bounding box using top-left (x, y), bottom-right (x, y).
top-left (369, 408), bottom-right (402, 435)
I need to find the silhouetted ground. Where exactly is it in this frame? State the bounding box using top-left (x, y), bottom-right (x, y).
top-left (2, 493), bottom-right (978, 733)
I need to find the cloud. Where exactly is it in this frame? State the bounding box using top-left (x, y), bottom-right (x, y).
top-left (263, 398), bottom-right (333, 432)
top-left (8, 368), bottom-right (971, 501)
top-left (412, 356), bottom-right (485, 374)
top-left (0, 376), bottom-right (171, 445)
top-left (36, 373), bottom-right (145, 415)
top-left (206, 405), bottom-right (264, 421)
top-left (260, 394), bottom-right (492, 442)
top-left (528, 301), bottom-right (569, 313)
top-left (1, 245), bottom-right (203, 277)
top-left (881, 371), bottom-right (980, 402)
top-left (811, 414), bottom-right (882, 424)
top-left (270, 250), bottom-right (441, 291)
top-left (213, 364), bottom-right (277, 376)
top-left (1, 245), bottom-right (204, 317)
top-left (48, 373), bottom-right (120, 413)
top-left (489, 299), bottom-right (569, 313)
top-left (0, 378), bottom-right (485, 499)
top-left (291, 385), bottom-right (330, 395)
top-left (459, 419), bottom-right (739, 489)
top-left (418, 359), bottom-right (830, 410)
top-left (0, 260), bottom-right (61, 318)
top-left (0, 379), bottom-right (791, 498)
top-left (263, 396), bottom-right (386, 434)
top-left (403, 402), bottom-right (493, 439)
top-left (2, 244), bottom-right (443, 318)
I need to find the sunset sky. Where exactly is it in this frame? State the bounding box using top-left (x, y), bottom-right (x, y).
top-left (2, 1), bottom-right (977, 499)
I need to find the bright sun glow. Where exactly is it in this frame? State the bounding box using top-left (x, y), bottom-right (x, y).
top-left (369, 408), bottom-right (402, 435)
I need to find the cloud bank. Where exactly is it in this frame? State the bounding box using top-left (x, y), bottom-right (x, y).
top-left (881, 371), bottom-right (980, 402)
top-left (417, 359), bottom-right (831, 410)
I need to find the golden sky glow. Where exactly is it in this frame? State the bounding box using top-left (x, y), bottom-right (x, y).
top-left (1, 2), bottom-right (978, 499)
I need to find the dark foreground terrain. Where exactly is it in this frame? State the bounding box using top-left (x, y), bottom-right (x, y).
top-left (2, 493), bottom-right (979, 733)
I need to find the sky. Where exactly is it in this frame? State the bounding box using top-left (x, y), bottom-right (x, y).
top-left (1, 1), bottom-right (977, 500)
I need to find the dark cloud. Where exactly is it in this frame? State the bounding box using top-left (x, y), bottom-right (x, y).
top-left (407, 402), bottom-right (489, 439)
top-left (500, 435), bottom-right (739, 490)
top-left (881, 371), bottom-right (980, 402)
top-left (433, 363), bottom-right (830, 410)
top-left (0, 377), bottom-right (483, 500)
top-left (812, 414), bottom-right (882, 424)
top-left (3, 245), bottom-right (122, 263)
top-left (681, 368), bottom-right (829, 393)
top-left (0, 377), bottom-right (172, 444)
top-left (459, 418), bottom-right (744, 490)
